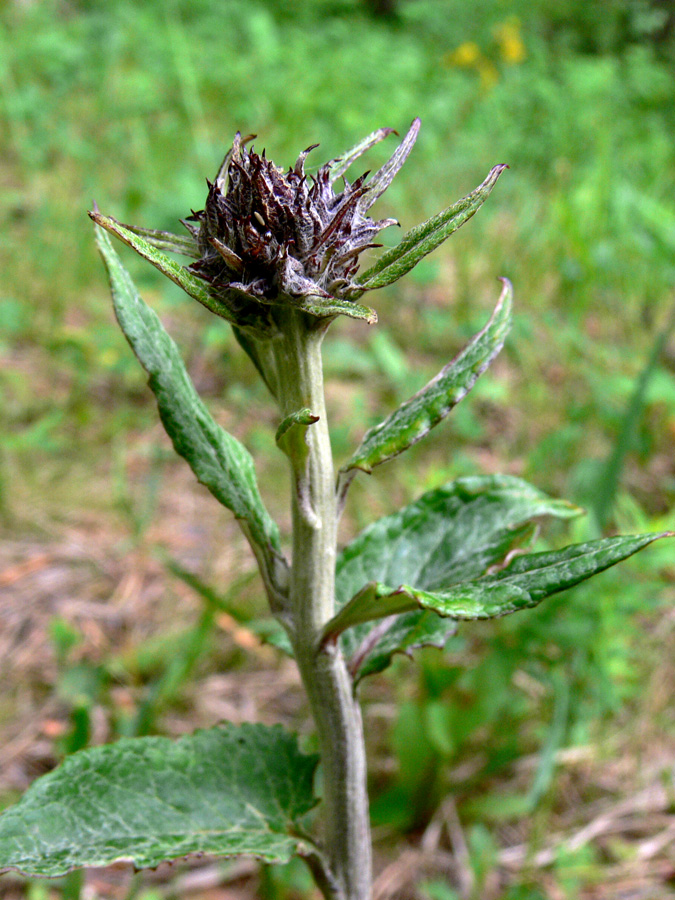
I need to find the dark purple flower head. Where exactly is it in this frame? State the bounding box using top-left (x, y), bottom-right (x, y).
top-left (183, 120), bottom-right (420, 324)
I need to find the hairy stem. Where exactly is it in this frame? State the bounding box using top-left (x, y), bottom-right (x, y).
top-left (271, 309), bottom-right (372, 900)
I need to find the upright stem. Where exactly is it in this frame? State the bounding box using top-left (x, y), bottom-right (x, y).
top-left (271, 309), bottom-right (372, 900)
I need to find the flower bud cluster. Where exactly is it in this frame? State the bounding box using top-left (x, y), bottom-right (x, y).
top-left (184, 122), bottom-right (420, 324)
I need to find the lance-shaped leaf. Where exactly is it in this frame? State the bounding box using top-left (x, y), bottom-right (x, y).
top-left (117, 222), bottom-right (199, 257)
top-left (90, 211), bottom-right (235, 322)
top-left (354, 163), bottom-right (507, 293)
top-left (331, 475), bottom-right (582, 679)
top-left (0, 724), bottom-right (319, 877)
top-left (94, 225), bottom-right (288, 594)
top-left (326, 533), bottom-right (671, 642)
top-left (327, 126), bottom-right (396, 183)
top-left (340, 279), bottom-right (511, 483)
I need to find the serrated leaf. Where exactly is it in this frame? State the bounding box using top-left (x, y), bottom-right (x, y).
top-left (90, 211), bottom-right (235, 322)
top-left (327, 126), bottom-right (397, 183)
top-left (117, 223), bottom-right (199, 257)
top-left (0, 724), bottom-right (319, 877)
top-left (94, 225), bottom-right (288, 592)
top-left (354, 164), bottom-right (507, 293)
top-left (341, 279), bottom-right (512, 479)
top-left (330, 533), bottom-right (671, 638)
top-left (330, 475), bottom-right (583, 679)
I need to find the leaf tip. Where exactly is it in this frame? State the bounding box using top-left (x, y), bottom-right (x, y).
top-left (496, 276), bottom-right (514, 308)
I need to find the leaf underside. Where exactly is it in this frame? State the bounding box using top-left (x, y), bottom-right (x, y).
top-left (341, 278), bottom-right (512, 478)
top-left (331, 475), bottom-right (581, 679)
top-left (94, 225), bottom-right (286, 586)
top-left (0, 724), bottom-right (319, 877)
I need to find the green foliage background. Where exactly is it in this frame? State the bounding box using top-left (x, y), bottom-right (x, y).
top-left (1, 0), bottom-right (675, 897)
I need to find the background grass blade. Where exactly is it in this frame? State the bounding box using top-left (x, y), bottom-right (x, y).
top-left (591, 303), bottom-right (675, 531)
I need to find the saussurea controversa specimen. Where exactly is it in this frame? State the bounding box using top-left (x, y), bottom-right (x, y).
top-left (0, 119), bottom-right (670, 900)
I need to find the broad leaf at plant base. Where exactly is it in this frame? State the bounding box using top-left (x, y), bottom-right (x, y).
top-left (94, 225), bottom-right (289, 596)
top-left (331, 475), bottom-right (582, 679)
top-left (0, 724), bottom-right (319, 877)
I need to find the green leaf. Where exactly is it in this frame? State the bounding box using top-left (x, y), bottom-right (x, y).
top-left (327, 126), bottom-right (396, 183)
top-left (276, 408), bottom-right (320, 462)
top-left (116, 222), bottom-right (199, 257)
top-left (89, 211), bottom-right (235, 322)
top-left (290, 292), bottom-right (378, 324)
top-left (332, 474), bottom-right (582, 679)
top-left (340, 279), bottom-right (512, 480)
top-left (330, 533), bottom-right (670, 635)
top-left (354, 164), bottom-right (507, 293)
top-left (94, 225), bottom-right (288, 593)
top-left (0, 724), bottom-right (319, 876)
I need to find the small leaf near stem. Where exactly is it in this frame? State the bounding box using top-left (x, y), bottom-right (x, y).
top-left (276, 409), bottom-right (320, 459)
top-left (276, 408), bottom-right (322, 530)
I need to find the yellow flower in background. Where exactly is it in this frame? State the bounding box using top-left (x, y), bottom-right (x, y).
top-left (443, 41), bottom-right (498, 89)
top-left (494, 17), bottom-right (526, 65)
top-left (446, 40), bottom-right (482, 67)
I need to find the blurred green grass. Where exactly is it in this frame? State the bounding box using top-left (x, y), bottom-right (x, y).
top-left (2, 1), bottom-right (675, 898)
